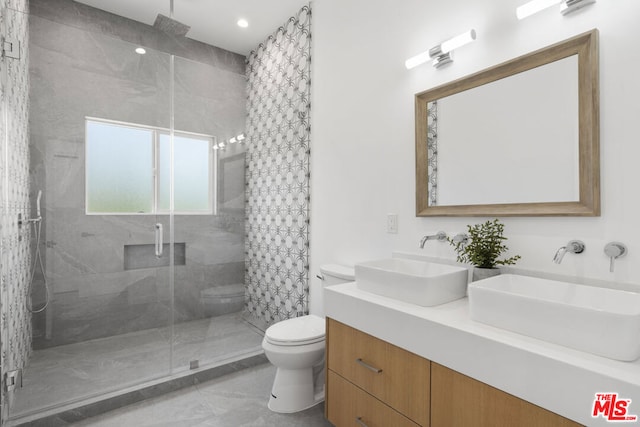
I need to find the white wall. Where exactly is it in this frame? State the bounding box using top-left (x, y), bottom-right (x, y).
top-left (309, 0), bottom-right (640, 315)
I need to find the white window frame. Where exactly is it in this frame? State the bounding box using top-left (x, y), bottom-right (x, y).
top-left (85, 117), bottom-right (216, 215)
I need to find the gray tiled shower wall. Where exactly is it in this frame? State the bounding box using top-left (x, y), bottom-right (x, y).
top-left (28, 0), bottom-right (248, 348)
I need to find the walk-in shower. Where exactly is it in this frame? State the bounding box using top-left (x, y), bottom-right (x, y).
top-left (0, 0), bottom-right (312, 423)
top-left (1, 0), bottom-right (260, 423)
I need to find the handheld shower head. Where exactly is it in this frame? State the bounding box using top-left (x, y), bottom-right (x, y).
top-left (24, 190), bottom-right (43, 224)
top-left (36, 190), bottom-right (42, 219)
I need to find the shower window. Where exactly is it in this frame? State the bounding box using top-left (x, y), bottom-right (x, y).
top-left (157, 133), bottom-right (213, 213)
top-left (85, 118), bottom-right (215, 214)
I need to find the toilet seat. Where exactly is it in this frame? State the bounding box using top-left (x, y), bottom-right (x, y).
top-left (265, 314), bottom-right (325, 346)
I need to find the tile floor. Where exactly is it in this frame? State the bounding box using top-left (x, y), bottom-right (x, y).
top-left (68, 363), bottom-right (332, 427)
top-left (11, 312), bottom-right (264, 419)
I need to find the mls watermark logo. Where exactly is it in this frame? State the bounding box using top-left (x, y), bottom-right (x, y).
top-left (592, 393), bottom-right (638, 422)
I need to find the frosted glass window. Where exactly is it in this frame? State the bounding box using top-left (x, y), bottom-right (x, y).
top-left (86, 119), bottom-right (214, 214)
top-left (158, 134), bottom-right (212, 212)
top-left (86, 121), bottom-right (154, 213)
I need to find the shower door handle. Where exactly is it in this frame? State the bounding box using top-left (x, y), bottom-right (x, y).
top-left (155, 223), bottom-right (163, 258)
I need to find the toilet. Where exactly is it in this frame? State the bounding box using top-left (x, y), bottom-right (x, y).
top-left (262, 264), bottom-right (355, 413)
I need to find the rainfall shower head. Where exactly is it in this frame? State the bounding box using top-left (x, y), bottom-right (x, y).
top-left (153, 13), bottom-right (191, 37)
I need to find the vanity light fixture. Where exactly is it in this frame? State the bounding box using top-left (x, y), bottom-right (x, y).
top-left (516, 0), bottom-right (595, 19)
top-left (560, 0), bottom-right (596, 15)
top-left (516, 0), bottom-right (560, 19)
top-left (405, 29), bottom-right (477, 70)
top-left (236, 133), bottom-right (246, 142)
top-left (229, 137), bottom-right (237, 144)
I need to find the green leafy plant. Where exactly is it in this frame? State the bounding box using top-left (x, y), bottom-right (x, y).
top-left (448, 219), bottom-right (521, 269)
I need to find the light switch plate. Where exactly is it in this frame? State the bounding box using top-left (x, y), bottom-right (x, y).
top-left (387, 214), bottom-right (398, 234)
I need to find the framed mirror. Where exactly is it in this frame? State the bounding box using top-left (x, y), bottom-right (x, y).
top-left (415, 29), bottom-right (599, 216)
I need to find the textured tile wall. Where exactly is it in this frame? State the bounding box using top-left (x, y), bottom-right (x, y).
top-left (0, 0), bottom-right (31, 422)
top-left (244, 5), bottom-right (311, 329)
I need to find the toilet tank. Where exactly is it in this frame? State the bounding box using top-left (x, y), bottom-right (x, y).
top-left (320, 264), bottom-right (355, 287)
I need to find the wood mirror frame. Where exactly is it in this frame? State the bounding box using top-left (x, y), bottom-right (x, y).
top-left (415, 29), bottom-right (599, 217)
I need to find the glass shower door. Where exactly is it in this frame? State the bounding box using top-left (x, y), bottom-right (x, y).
top-left (169, 55), bottom-right (262, 373)
top-left (10, 11), bottom-right (176, 418)
top-left (7, 0), bottom-right (265, 421)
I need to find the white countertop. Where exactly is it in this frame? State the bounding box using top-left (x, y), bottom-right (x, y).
top-left (325, 282), bottom-right (640, 427)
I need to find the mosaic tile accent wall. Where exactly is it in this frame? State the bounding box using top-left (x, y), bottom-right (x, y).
top-left (427, 100), bottom-right (438, 206)
top-left (0, 0), bottom-right (32, 421)
top-left (244, 5), bottom-right (311, 329)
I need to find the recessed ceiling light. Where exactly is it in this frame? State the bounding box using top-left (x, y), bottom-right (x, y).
top-left (135, 47), bottom-right (146, 55)
top-left (237, 18), bottom-right (249, 28)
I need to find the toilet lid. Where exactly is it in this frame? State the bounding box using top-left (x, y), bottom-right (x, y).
top-left (265, 314), bottom-right (325, 346)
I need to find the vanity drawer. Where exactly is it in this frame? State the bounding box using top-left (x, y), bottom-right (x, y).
top-left (326, 318), bottom-right (430, 426)
top-left (326, 370), bottom-right (420, 427)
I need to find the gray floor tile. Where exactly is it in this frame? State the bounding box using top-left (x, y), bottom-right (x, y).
top-left (69, 364), bottom-right (332, 427)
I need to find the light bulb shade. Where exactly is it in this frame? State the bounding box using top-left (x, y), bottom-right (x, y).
top-left (405, 51), bottom-right (432, 70)
top-left (516, 0), bottom-right (562, 19)
top-left (237, 133), bottom-right (246, 141)
top-left (440, 29), bottom-right (477, 54)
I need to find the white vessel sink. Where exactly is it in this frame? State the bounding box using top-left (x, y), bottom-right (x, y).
top-left (355, 258), bottom-right (468, 306)
top-left (469, 274), bottom-right (640, 361)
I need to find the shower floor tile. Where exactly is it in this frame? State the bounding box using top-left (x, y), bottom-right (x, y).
top-left (10, 312), bottom-right (264, 418)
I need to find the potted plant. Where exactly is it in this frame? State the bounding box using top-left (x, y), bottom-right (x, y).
top-left (448, 219), bottom-right (521, 281)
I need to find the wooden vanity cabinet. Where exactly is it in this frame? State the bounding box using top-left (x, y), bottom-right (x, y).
top-left (326, 318), bottom-right (583, 427)
top-left (431, 362), bottom-right (583, 427)
top-left (326, 318), bottom-right (430, 426)
top-left (327, 371), bottom-right (421, 427)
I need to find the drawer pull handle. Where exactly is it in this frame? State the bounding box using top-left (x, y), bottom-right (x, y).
top-left (356, 358), bottom-right (382, 374)
top-left (355, 417), bottom-right (370, 427)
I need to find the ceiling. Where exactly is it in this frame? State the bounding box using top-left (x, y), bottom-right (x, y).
top-left (75, 0), bottom-right (311, 55)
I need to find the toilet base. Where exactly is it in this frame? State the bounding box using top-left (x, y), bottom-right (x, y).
top-left (267, 367), bottom-right (324, 413)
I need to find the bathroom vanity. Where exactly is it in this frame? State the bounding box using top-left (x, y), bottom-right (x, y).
top-left (326, 319), bottom-right (430, 426)
top-left (324, 281), bottom-right (640, 427)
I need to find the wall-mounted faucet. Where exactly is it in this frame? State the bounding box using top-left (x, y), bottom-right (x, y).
top-left (420, 231), bottom-right (447, 248)
top-left (604, 242), bottom-right (627, 272)
top-left (553, 240), bottom-right (585, 264)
